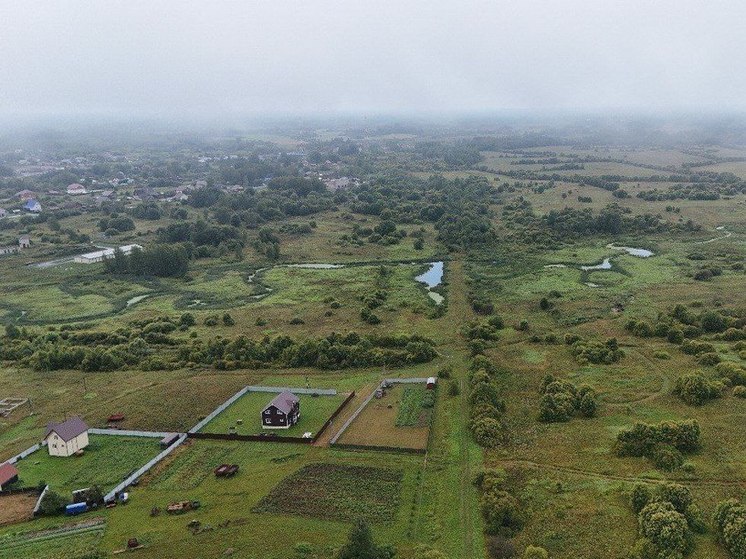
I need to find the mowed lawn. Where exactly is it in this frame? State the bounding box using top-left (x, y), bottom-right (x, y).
top-left (14, 435), bottom-right (162, 495)
top-left (199, 391), bottom-right (348, 437)
top-left (337, 384), bottom-right (431, 450)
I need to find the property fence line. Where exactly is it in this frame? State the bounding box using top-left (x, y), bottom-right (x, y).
top-left (89, 428), bottom-right (179, 438)
top-left (329, 377), bottom-right (430, 446)
top-left (103, 433), bottom-right (188, 503)
top-left (33, 485), bottom-right (49, 515)
top-left (188, 386), bottom-right (250, 434)
top-left (244, 385), bottom-right (338, 395)
top-left (187, 391), bottom-right (356, 445)
top-left (189, 385), bottom-right (339, 435)
top-left (332, 443), bottom-right (427, 455)
top-left (5, 442), bottom-right (42, 465)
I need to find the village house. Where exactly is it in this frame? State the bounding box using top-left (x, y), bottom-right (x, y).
top-left (18, 235), bottom-right (30, 249)
top-left (261, 391), bottom-right (300, 429)
top-left (23, 199), bottom-right (42, 213)
top-left (0, 462), bottom-right (19, 491)
top-left (66, 183), bottom-right (87, 195)
top-left (44, 416), bottom-right (89, 457)
top-left (0, 208), bottom-right (6, 218)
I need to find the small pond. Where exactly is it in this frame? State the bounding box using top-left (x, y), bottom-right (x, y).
top-left (580, 258), bottom-right (612, 271)
top-left (415, 261), bottom-right (444, 305)
top-left (606, 244), bottom-right (654, 257)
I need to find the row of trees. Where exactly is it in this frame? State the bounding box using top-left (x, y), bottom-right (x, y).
top-left (104, 244), bottom-right (189, 277)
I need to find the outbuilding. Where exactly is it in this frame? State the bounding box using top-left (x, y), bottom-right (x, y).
top-left (426, 377), bottom-right (437, 389)
top-left (44, 416), bottom-right (89, 457)
top-left (261, 391), bottom-right (300, 429)
top-left (0, 462), bottom-right (19, 491)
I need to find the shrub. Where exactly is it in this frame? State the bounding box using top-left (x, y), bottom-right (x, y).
top-left (222, 313), bottom-right (235, 326)
top-left (734, 386), bottom-right (746, 398)
top-left (486, 536), bottom-right (516, 559)
top-left (471, 417), bottom-right (503, 448)
top-left (698, 352), bottom-right (721, 366)
top-left (615, 420), bottom-right (700, 465)
top-left (673, 373), bottom-right (722, 405)
top-left (638, 501), bottom-right (690, 558)
top-left (38, 490), bottom-right (68, 516)
top-left (480, 489), bottom-right (523, 536)
top-left (448, 380), bottom-right (460, 396)
top-left (522, 547), bottom-right (548, 559)
top-left (713, 499), bottom-right (746, 559)
top-left (631, 484), bottom-right (651, 514)
top-left (651, 444), bottom-right (684, 471)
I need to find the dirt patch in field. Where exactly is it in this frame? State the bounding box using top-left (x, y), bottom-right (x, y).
top-left (0, 493), bottom-right (37, 526)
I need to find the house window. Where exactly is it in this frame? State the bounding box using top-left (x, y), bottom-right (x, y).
top-left (264, 418), bottom-right (270, 424)
top-left (264, 410), bottom-right (270, 415)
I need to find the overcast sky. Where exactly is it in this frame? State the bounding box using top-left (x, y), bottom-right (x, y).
top-left (1, 0), bottom-right (746, 119)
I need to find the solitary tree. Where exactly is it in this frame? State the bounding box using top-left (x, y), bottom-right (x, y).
top-left (337, 520), bottom-right (396, 559)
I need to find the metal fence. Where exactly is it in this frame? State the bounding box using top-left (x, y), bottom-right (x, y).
top-left (329, 378), bottom-right (428, 445)
top-left (6, 442), bottom-right (42, 465)
top-left (88, 428), bottom-right (177, 438)
top-left (103, 433), bottom-right (188, 503)
top-left (33, 485), bottom-right (49, 515)
top-left (189, 385), bottom-right (339, 434)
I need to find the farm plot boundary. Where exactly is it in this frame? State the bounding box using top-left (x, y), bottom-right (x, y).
top-left (189, 390), bottom-right (355, 444)
top-left (330, 378), bottom-right (429, 444)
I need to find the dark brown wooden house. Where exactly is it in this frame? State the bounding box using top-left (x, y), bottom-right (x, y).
top-left (261, 391), bottom-right (300, 429)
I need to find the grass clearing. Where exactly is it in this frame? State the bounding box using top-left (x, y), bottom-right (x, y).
top-left (199, 390), bottom-right (347, 437)
top-left (14, 435), bottom-right (162, 496)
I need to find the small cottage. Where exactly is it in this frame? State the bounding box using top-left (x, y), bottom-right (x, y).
top-left (44, 416), bottom-right (89, 457)
top-left (0, 462), bottom-right (19, 491)
top-left (18, 235), bottom-right (30, 249)
top-left (261, 391), bottom-right (300, 429)
top-left (23, 199), bottom-right (41, 213)
top-left (426, 377), bottom-right (437, 389)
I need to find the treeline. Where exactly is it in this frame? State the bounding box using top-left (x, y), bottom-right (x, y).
top-left (104, 244), bottom-right (189, 277)
top-left (1, 321), bottom-right (437, 373)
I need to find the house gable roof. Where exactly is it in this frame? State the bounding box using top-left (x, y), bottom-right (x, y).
top-left (263, 391), bottom-right (299, 415)
top-left (0, 462), bottom-right (19, 486)
top-left (44, 416), bottom-right (88, 443)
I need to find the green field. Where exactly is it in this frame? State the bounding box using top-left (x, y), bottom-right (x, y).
top-left (199, 391), bottom-right (348, 437)
top-left (13, 435), bottom-right (162, 496)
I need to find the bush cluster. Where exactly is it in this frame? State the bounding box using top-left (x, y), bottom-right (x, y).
top-left (714, 499), bottom-right (746, 559)
top-left (673, 373), bottom-right (724, 405)
top-left (468, 356), bottom-right (506, 448)
top-left (615, 420), bottom-right (700, 471)
top-left (568, 336), bottom-right (624, 364)
top-left (629, 483), bottom-right (703, 559)
top-left (538, 375), bottom-right (598, 422)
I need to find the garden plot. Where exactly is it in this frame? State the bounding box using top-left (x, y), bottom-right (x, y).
top-left (336, 384), bottom-right (433, 450)
top-left (13, 435), bottom-right (162, 496)
top-left (0, 493), bottom-right (37, 526)
top-left (253, 463), bottom-right (403, 523)
top-left (199, 390), bottom-right (347, 438)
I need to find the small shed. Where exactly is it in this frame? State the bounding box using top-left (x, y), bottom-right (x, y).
top-left (0, 462), bottom-right (19, 491)
top-left (426, 377), bottom-right (437, 389)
